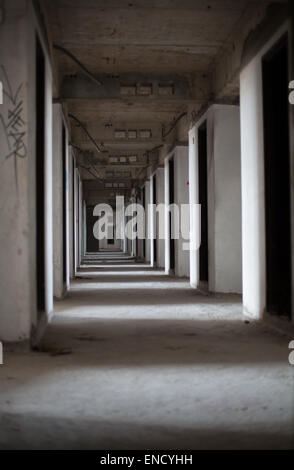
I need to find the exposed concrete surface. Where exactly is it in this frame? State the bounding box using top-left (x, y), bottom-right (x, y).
top-left (0, 257), bottom-right (293, 450)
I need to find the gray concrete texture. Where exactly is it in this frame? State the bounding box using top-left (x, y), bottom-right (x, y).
top-left (0, 255), bottom-right (293, 449)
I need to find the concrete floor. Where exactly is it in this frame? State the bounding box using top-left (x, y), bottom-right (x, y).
top-left (0, 255), bottom-right (293, 449)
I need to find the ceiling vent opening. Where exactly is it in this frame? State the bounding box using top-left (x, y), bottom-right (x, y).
top-left (128, 130), bottom-right (137, 139)
top-left (139, 129), bottom-right (152, 139)
top-left (138, 83), bottom-right (153, 95)
top-left (114, 130), bottom-right (126, 139)
top-left (158, 84), bottom-right (174, 96)
top-left (120, 85), bottom-right (136, 96)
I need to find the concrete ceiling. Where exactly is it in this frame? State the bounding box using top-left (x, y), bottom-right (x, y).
top-left (43, 0), bottom-right (284, 188)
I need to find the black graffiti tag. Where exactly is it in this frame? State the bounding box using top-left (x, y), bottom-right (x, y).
top-left (0, 65), bottom-right (27, 188)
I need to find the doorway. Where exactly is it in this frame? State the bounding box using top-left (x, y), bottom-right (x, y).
top-left (198, 121), bottom-right (209, 283)
top-left (262, 34), bottom-right (291, 318)
top-left (35, 35), bottom-right (45, 314)
top-left (86, 205), bottom-right (99, 252)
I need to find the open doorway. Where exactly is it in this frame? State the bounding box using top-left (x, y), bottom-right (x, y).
top-left (35, 35), bottom-right (45, 314)
top-left (262, 34), bottom-right (291, 319)
top-left (169, 157), bottom-right (175, 271)
top-left (86, 205), bottom-right (99, 252)
top-left (198, 121), bottom-right (209, 283)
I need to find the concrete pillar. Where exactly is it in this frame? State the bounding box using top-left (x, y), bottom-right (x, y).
top-left (189, 126), bottom-right (199, 288)
top-left (74, 167), bottom-right (79, 274)
top-left (164, 157), bottom-right (170, 274)
top-left (83, 201), bottom-right (86, 256)
top-left (69, 149), bottom-right (75, 279)
top-left (145, 182), bottom-right (151, 263)
top-left (156, 168), bottom-right (165, 268)
top-left (137, 188), bottom-right (144, 260)
top-left (174, 147), bottom-right (189, 277)
top-left (189, 105), bottom-right (242, 293)
top-left (149, 176), bottom-right (155, 267)
top-left (52, 104), bottom-right (67, 298)
top-left (240, 21), bottom-right (291, 319)
top-left (78, 174), bottom-right (83, 266)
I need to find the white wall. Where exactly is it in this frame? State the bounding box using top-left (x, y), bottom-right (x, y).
top-left (156, 168), bottom-right (165, 268)
top-left (174, 147), bottom-right (190, 277)
top-left (189, 105), bottom-right (242, 293)
top-left (189, 126), bottom-right (199, 288)
top-left (69, 149), bottom-right (75, 279)
top-left (240, 21), bottom-right (292, 319)
top-left (52, 104), bottom-right (65, 298)
top-left (145, 182), bottom-right (151, 263)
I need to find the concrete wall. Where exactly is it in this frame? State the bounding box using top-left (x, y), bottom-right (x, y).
top-left (145, 182), bottom-right (151, 263)
top-left (174, 147), bottom-right (189, 277)
top-left (52, 104), bottom-right (66, 298)
top-left (156, 168), bottom-right (165, 268)
top-left (137, 189), bottom-right (144, 260)
top-left (164, 146), bottom-right (189, 276)
top-left (164, 154), bottom-right (171, 274)
top-left (240, 20), bottom-right (293, 319)
top-left (0, 2), bottom-right (53, 342)
top-left (149, 175), bottom-right (155, 267)
top-left (69, 149), bottom-right (75, 278)
top-left (189, 105), bottom-right (242, 293)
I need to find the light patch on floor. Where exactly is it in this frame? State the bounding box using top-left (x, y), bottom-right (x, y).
top-left (0, 256), bottom-right (293, 449)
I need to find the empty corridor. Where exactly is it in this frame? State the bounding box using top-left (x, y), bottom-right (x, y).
top-left (0, 253), bottom-right (293, 449)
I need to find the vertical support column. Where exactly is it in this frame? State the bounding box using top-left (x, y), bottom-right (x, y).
top-left (189, 127), bottom-right (199, 288)
top-left (83, 201), bottom-right (87, 257)
top-left (65, 127), bottom-right (70, 291)
top-left (74, 168), bottom-right (78, 274)
top-left (52, 104), bottom-right (64, 297)
top-left (240, 56), bottom-right (267, 318)
top-left (149, 176), bottom-right (155, 267)
top-left (174, 147), bottom-right (189, 277)
top-left (68, 149), bottom-right (75, 279)
top-left (164, 158), bottom-right (170, 274)
top-left (145, 182), bottom-right (151, 263)
top-left (78, 174), bottom-right (83, 267)
top-left (156, 168), bottom-right (165, 268)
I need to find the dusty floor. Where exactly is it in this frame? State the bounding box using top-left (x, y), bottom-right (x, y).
top-left (0, 254), bottom-right (293, 449)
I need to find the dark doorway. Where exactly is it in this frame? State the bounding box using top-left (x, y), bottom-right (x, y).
top-left (169, 157), bottom-right (175, 270)
top-left (262, 34), bottom-right (291, 318)
top-left (153, 174), bottom-right (157, 263)
top-left (35, 35), bottom-right (45, 314)
top-left (62, 124), bottom-right (67, 284)
top-left (86, 205), bottom-right (99, 252)
top-left (198, 121), bottom-right (209, 283)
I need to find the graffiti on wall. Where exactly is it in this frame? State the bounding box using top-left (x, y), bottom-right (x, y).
top-left (0, 65), bottom-right (27, 189)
